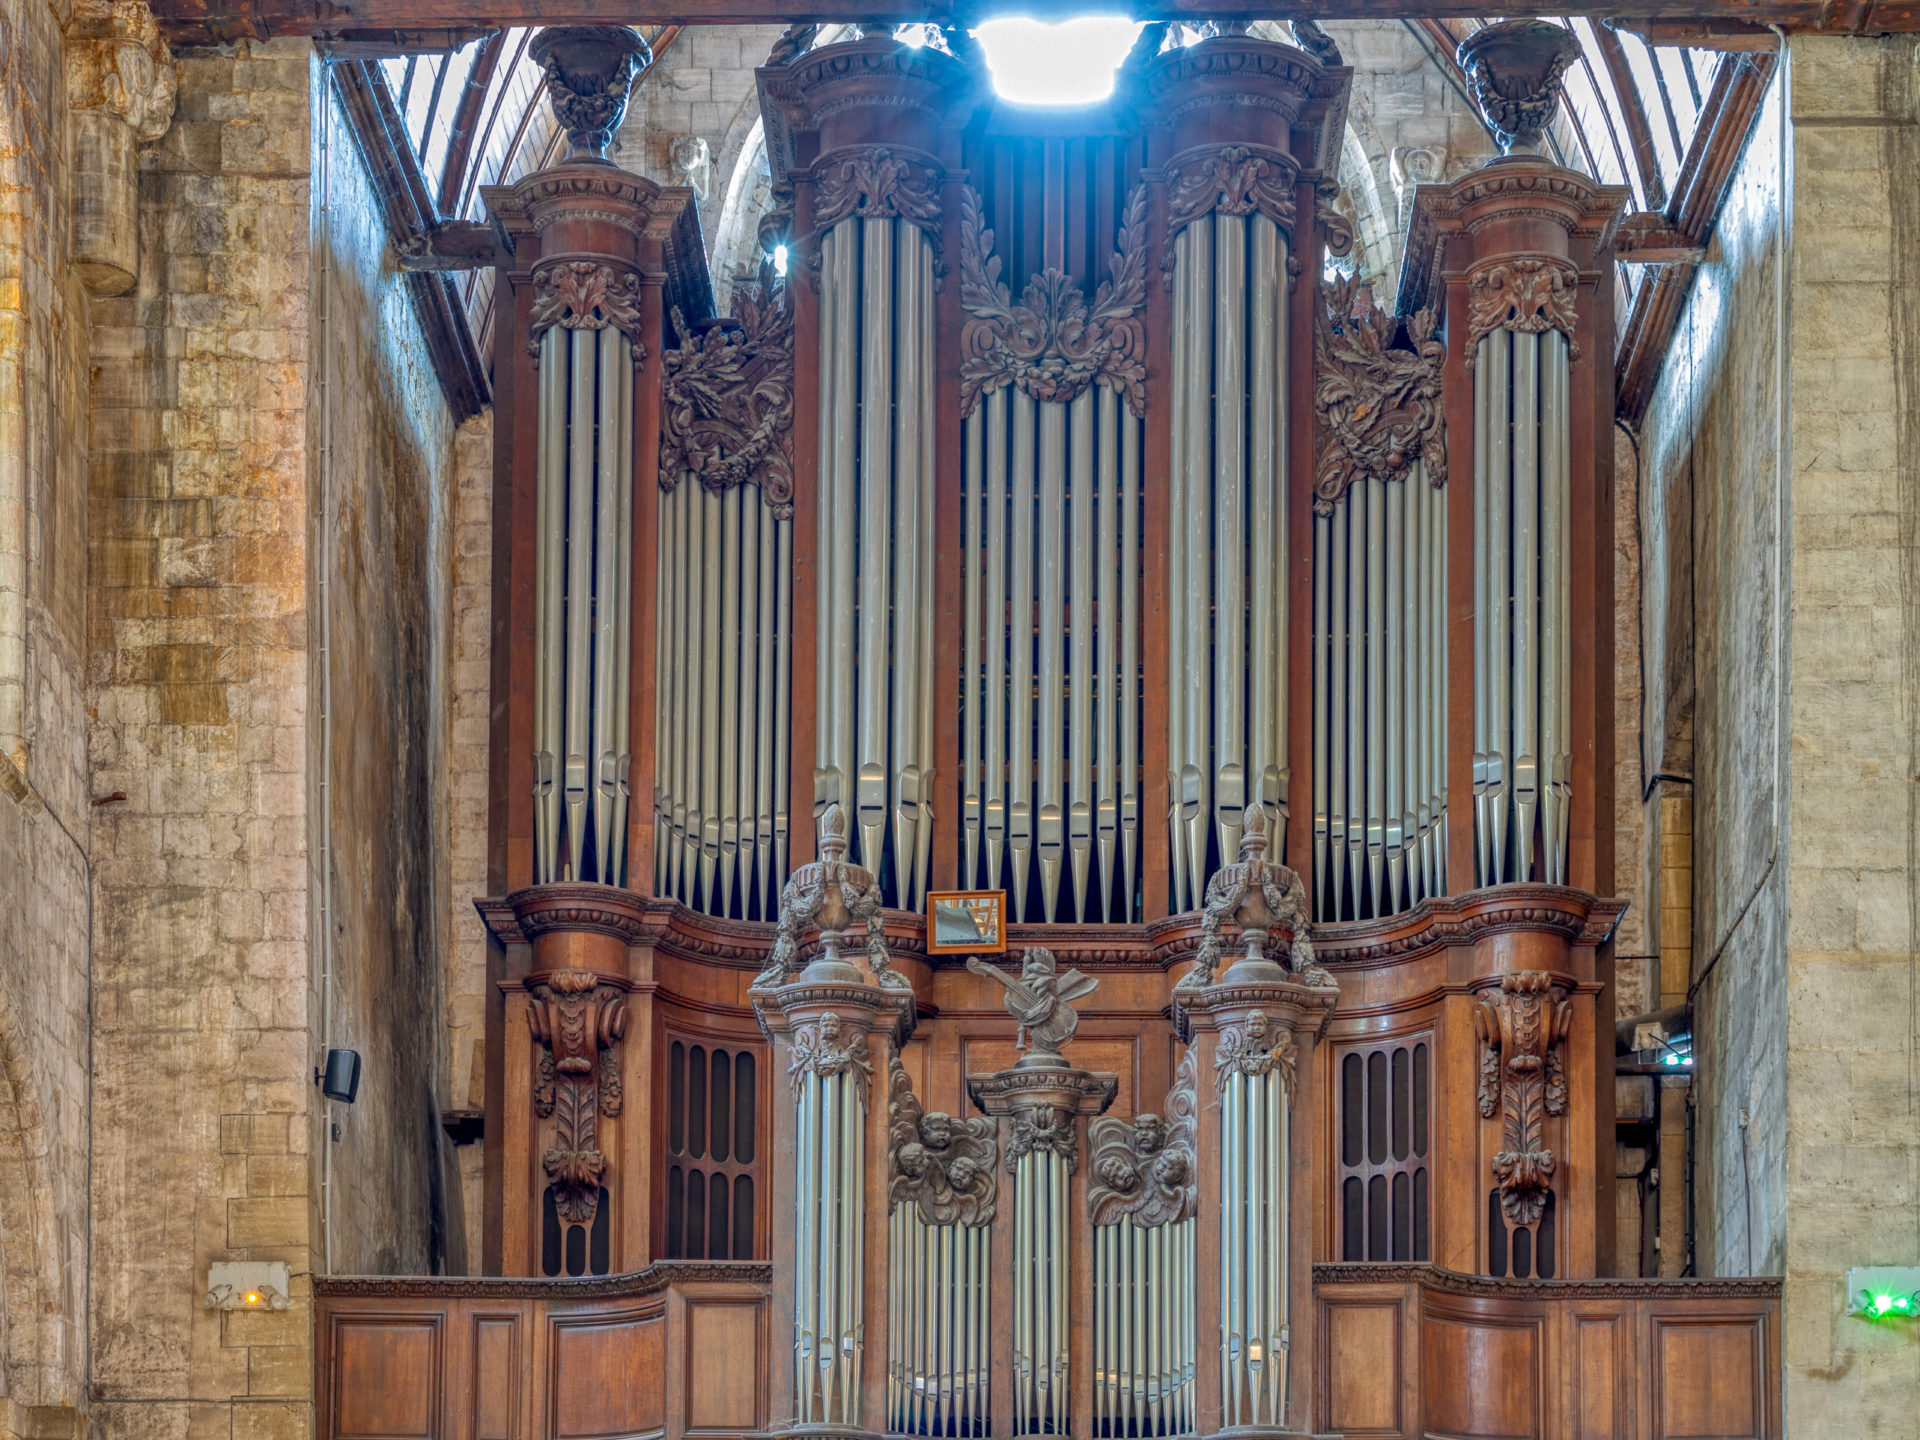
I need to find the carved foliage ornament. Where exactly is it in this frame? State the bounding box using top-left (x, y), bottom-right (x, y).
top-left (754, 802), bottom-right (908, 990)
top-left (887, 1052), bottom-right (998, 1226)
top-left (958, 183), bottom-right (1149, 418)
top-left (1313, 271), bottom-right (1446, 515)
top-left (1465, 255), bottom-right (1581, 364)
top-left (1161, 145), bottom-right (1300, 284)
top-left (1088, 1046), bottom-right (1199, 1228)
top-left (1006, 1106), bottom-right (1080, 1174)
top-left (1213, 1007), bottom-right (1299, 1098)
top-left (659, 268), bottom-right (794, 518)
top-left (529, 970), bottom-right (629, 1226)
top-left (528, 260), bottom-right (647, 366)
top-left (1472, 971), bottom-right (1572, 1225)
top-left (787, 1010), bottom-right (874, 1099)
top-left (811, 146), bottom-right (944, 249)
top-left (1181, 803), bottom-right (1321, 989)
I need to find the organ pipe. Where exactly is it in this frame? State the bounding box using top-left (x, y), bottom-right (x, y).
top-left (1011, 1148), bottom-right (1070, 1435)
top-left (1219, 1062), bottom-right (1287, 1428)
top-left (794, 1064), bottom-right (865, 1427)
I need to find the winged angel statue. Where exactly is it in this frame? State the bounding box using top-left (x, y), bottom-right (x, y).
top-left (965, 946), bottom-right (1097, 1066)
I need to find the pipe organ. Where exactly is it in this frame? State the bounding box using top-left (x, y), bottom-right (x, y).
top-left (464, 19), bottom-right (1789, 1440)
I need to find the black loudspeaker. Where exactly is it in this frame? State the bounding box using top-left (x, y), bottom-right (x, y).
top-left (321, 1048), bottom-right (362, 1104)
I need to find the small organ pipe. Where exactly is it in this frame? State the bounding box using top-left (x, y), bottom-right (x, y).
top-left (1512, 328), bottom-right (1540, 882)
top-left (1037, 401), bottom-right (1067, 920)
top-left (755, 498), bottom-right (778, 915)
top-left (1167, 226), bottom-right (1191, 914)
top-left (1488, 330), bottom-right (1512, 878)
top-left (774, 515), bottom-right (793, 885)
top-left (915, 250), bottom-right (937, 911)
top-left (817, 224), bottom-right (841, 823)
top-left (1313, 516), bottom-right (1329, 910)
top-left (1384, 476), bottom-right (1405, 911)
top-left (1543, 331), bottom-right (1571, 883)
top-left (1364, 476), bottom-right (1385, 912)
top-left (718, 483), bottom-right (743, 910)
top-left (1472, 334), bottom-right (1492, 885)
top-left (830, 226), bottom-right (858, 833)
top-left (563, 330), bottom-right (595, 876)
top-left (699, 489), bottom-right (724, 905)
top-left (964, 409), bottom-right (984, 886)
top-left (1120, 414), bottom-right (1141, 917)
top-left (1095, 389), bottom-right (1119, 919)
top-left (737, 493), bottom-right (762, 914)
top-left (1248, 218), bottom-right (1278, 841)
top-left (1182, 216), bottom-right (1213, 907)
top-left (592, 330), bottom-right (623, 884)
top-left (891, 219), bottom-right (924, 906)
top-left (1213, 212), bottom-right (1246, 872)
top-left (681, 472), bottom-right (706, 896)
top-left (856, 215), bottom-right (894, 874)
top-left (1009, 391), bottom-right (1037, 918)
top-left (653, 468), bottom-right (673, 895)
top-left (1068, 391), bottom-right (1096, 921)
top-left (609, 334), bottom-right (634, 882)
top-left (985, 389), bottom-right (1010, 891)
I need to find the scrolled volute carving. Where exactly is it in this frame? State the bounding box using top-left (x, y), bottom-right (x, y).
top-left (887, 1052), bottom-right (998, 1225)
top-left (528, 260), bottom-right (647, 366)
top-left (1179, 804), bottom-right (1321, 989)
top-left (811, 146), bottom-right (944, 249)
top-left (1161, 144), bottom-right (1300, 285)
top-left (755, 803), bottom-right (908, 990)
top-left (787, 1010), bottom-right (874, 1099)
top-left (1089, 1046), bottom-right (1198, 1227)
top-left (1472, 971), bottom-right (1572, 1225)
top-left (1465, 255), bottom-right (1581, 363)
top-left (528, 969), bottom-right (630, 1226)
top-left (958, 182), bottom-right (1149, 418)
top-left (659, 266), bottom-right (794, 518)
top-left (1313, 271), bottom-right (1446, 515)
top-left (965, 946), bottom-right (1097, 1066)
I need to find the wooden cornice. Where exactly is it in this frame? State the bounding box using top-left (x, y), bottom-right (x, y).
top-left (156, 0), bottom-right (1920, 46)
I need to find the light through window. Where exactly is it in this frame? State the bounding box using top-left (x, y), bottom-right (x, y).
top-left (972, 16), bottom-right (1145, 106)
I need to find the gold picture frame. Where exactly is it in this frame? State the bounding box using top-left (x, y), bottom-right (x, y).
top-left (925, 890), bottom-right (1009, 954)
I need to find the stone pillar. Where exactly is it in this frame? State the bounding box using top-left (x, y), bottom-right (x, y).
top-left (65, 0), bottom-right (176, 296)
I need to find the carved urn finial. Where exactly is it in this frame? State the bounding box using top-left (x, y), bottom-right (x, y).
top-left (755, 802), bottom-right (909, 991)
top-left (531, 25), bottom-right (653, 163)
top-left (1456, 19), bottom-right (1581, 157)
top-left (1182, 802), bottom-right (1322, 988)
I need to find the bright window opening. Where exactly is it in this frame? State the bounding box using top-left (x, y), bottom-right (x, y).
top-left (972, 16), bottom-right (1145, 106)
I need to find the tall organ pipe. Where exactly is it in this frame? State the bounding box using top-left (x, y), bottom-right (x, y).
top-left (793, 1067), bottom-right (865, 1428)
top-left (1219, 1064), bottom-right (1287, 1428)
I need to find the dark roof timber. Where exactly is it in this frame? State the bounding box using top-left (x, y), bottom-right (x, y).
top-left (154, 0), bottom-right (1920, 47)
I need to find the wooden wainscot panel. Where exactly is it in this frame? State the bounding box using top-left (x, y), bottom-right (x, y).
top-left (468, 1314), bottom-right (524, 1440)
top-left (671, 1288), bottom-right (770, 1436)
top-left (1421, 1305), bottom-right (1545, 1439)
top-left (546, 1304), bottom-right (668, 1440)
top-left (1567, 1309), bottom-right (1630, 1440)
top-left (1650, 1314), bottom-right (1772, 1440)
top-left (330, 1314), bottom-right (445, 1440)
top-left (1319, 1296), bottom-right (1407, 1437)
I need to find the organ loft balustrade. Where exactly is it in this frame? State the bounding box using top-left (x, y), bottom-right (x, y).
top-left (315, 19), bottom-right (1780, 1440)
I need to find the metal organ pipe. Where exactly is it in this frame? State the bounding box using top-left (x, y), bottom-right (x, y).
top-left (1219, 1063), bottom-right (1287, 1429)
top-left (1093, 1216), bottom-right (1196, 1435)
top-left (793, 1066), bottom-right (866, 1429)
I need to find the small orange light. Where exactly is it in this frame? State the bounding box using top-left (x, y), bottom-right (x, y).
top-left (245, 1292), bottom-right (260, 1305)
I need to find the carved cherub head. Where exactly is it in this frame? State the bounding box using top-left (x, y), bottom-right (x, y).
top-left (1245, 1009), bottom-right (1270, 1043)
top-left (817, 1011), bottom-right (842, 1042)
top-left (896, 1142), bottom-right (930, 1179)
top-left (1152, 1149), bottom-right (1189, 1189)
top-left (918, 1112), bottom-right (955, 1150)
top-left (945, 1155), bottom-right (981, 1193)
top-left (1131, 1113), bottom-right (1167, 1154)
top-left (1095, 1154), bottom-right (1140, 1193)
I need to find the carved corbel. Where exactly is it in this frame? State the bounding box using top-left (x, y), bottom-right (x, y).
top-left (528, 970), bottom-right (630, 1226)
top-left (1088, 1047), bottom-right (1199, 1227)
top-left (527, 260), bottom-right (648, 366)
top-left (66, 0), bottom-right (177, 295)
top-left (1312, 271), bottom-right (1446, 514)
top-left (785, 1010), bottom-right (874, 1098)
top-left (1160, 144), bottom-right (1300, 286)
top-left (810, 146), bottom-right (946, 261)
top-left (887, 1052), bottom-right (998, 1225)
top-left (1212, 1007), bottom-right (1299, 1098)
top-left (1006, 1105), bottom-right (1080, 1173)
top-left (1472, 971), bottom-right (1573, 1225)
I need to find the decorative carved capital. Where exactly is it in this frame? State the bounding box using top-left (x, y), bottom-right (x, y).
top-left (659, 267), bottom-right (794, 518)
top-left (528, 969), bottom-right (630, 1227)
top-left (530, 25), bottom-right (652, 163)
top-left (1089, 1046), bottom-right (1198, 1227)
top-left (887, 1052), bottom-right (998, 1225)
top-left (528, 260), bottom-right (647, 365)
top-left (965, 947), bottom-right (1098, 1066)
top-left (1472, 970), bottom-right (1573, 1225)
top-left (1212, 1007), bottom-right (1300, 1096)
top-left (1313, 272), bottom-right (1446, 515)
top-left (1465, 254), bottom-right (1581, 363)
top-left (1181, 804), bottom-right (1319, 989)
top-left (1456, 19), bottom-right (1581, 157)
top-left (1006, 1105), bottom-right (1080, 1174)
top-left (1161, 144), bottom-right (1300, 285)
top-left (958, 182), bottom-right (1149, 418)
top-left (755, 803), bottom-right (909, 991)
top-left (786, 1010), bottom-right (874, 1099)
top-left (65, 0), bottom-right (177, 140)
top-left (811, 145), bottom-right (944, 250)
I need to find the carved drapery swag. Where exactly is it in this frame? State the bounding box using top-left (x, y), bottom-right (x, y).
top-left (1212, 1007), bottom-right (1300, 1098)
top-left (1088, 1046), bottom-right (1199, 1227)
top-left (1473, 971), bottom-right (1572, 1224)
top-left (1006, 1106), bottom-right (1080, 1173)
top-left (529, 970), bottom-right (630, 1225)
top-left (957, 183), bottom-right (1149, 418)
top-left (810, 145), bottom-right (945, 254)
top-left (1160, 143), bottom-right (1300, 285)
top-left (528, 260), bottom-right (648, 365)
top-left (754, 803), bottom-right (908, 989)
top-left (1181, 804), bottom-right (1318, 988)
top-left (887, 1053), bottom-right (998, 1225)
top-left (659, 271), bottom-right (795, 518)
top-left (787, 1011), bottom-right (875, 1099)
top-left (1313, 271), bottom-right (1446, 515)
top-left (1464, 255), bottom-right (1581, 364)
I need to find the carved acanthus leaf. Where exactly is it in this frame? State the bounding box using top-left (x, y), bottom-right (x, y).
top-left (811, 146), bottom-right (944, 249)
top-left (659, 268), bottom-right (794, 518)
top-left (1465, 255), bottom-right (1581, 363)
top-left (1472, 971), bottom-right (1573, 1225)
top-left (528, 260), bottom-right (647, 365)
top-left (958, 182), bottom-right (1149, 417)
top-left (787, 1011), bottom-right (874, 1099)
top-left (1313, 271), bottom-right (1447, 515)
top-left (1212, 1008), bottom-right (1299, 1098)
top-left (528, 969), bottom-right (630, 1227)
top-left (887, 1052), bottom-right (998, 1226)
top-left (1006, 1105), bottom-right (1080, 1174)
top-left (1088, 1046), bottom-right (1199, 1227)
top-left (1161, 144), bottom-right (1300, 284)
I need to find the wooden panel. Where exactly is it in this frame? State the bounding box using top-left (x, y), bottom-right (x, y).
top-left (332, 1316), bottom-right (443, 1440)
top-left (1322, 1301), bottom-right (1404, 1436)
top-left (547, 1310), bottom-right (666, 1439)
top-left (1652, 1319), bottom-right (1766, 1439)
top-left (1572, 1314), bottom-right (1627, 1440)
top-left (1423, 1314), bottom-right (1542, 1439)
top-left (682, 1299), bottom-right (765, 1434)
top-left (469, 1316), bottom-right (521, 1440)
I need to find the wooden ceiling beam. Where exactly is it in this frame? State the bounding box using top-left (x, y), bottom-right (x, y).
top-left (155, 0), bottom-right (1920, 46)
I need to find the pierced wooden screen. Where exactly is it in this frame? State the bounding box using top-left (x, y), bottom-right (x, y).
top-left (663, 1037), bottom-right (763, 1259)
top-left (1337, 1037), bottom-right (1431, 1262)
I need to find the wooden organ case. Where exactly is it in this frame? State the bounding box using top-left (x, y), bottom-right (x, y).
top-left (314, 19), bottom-right (1780, 1440)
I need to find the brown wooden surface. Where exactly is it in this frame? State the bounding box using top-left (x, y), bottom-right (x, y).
top-left (1313, 1264), bottom-right (1783, 1440)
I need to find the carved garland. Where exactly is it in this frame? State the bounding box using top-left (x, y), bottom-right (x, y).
top-left (1006, 1106), bottom-right (1080, 1173)
top-left (1182, 804), bottom-right (1320, 989)
top-left (1212, 1007), bottom-right (1300, 1098)
top-left (810, 146), bottom-right (945, 254)
top-left (958, 182), bottom-right (1149, 418)
top-left (1160, 144), bottom-right (1300, 286)
top-left (1464, 255), bottom-right (1581, 364)
top-left (1472, 971), bottom-right (1572, 1225)
top-left (528, 970), bottom-right (630, 1226)
top-left (753, 803), bottom-right (908, 991)
top-left (1312, 271), bottom-right (1447, 515)
top-left (527, 260), bottom-right (648, 366)
top-left (658, 270), bottom-right (795, 518)
top-left (786, 1011), bottom-right (874, 1099)
top-left (887, 1052), bottom-right (999, 1225)
top-left (1088, 1046), bottom-right (1199, 1227)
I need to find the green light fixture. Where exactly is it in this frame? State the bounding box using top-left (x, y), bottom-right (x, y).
top-left (1846, 1267), bottom-right (1920, 1319)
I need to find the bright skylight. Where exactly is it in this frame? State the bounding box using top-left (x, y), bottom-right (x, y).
top-left (972, 16), bottom-right (1145, 106)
